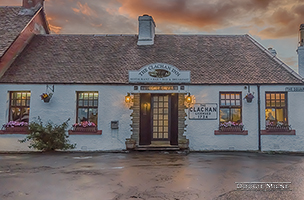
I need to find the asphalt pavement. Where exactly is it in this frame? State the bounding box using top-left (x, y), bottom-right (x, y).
top-left (0, 151), bottom-right (303, 200)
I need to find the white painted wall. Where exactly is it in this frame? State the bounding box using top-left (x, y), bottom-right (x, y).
top-left (1, 84), bottom-right (304, 152)
top-left (0, 84), bottom-right (133, 151)
top-left (260, 85), bottom-right (304, 152)
top-left (186, 85), bottom-right (259, 151)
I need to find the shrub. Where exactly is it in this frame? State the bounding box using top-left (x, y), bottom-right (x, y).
top-left (19, 117), bottom-right (76, 151)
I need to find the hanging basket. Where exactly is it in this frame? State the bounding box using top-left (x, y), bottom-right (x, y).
top-left (41, 93), bottom-right (53, 103)
top-left (244, 93), bottom-right (254, 103)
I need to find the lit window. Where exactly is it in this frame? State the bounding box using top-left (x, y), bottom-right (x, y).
top-left (265, 92), bottom-right (287, 126)
top-left (219, 92), bottom-right (242, 123)
top-left (76, 92), bottom-right (98, 124)
top-left (9, 91), bottom-right (31, 122)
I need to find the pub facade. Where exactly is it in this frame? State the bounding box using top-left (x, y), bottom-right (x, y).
top-left (1, 1), bottom-right (304, 152)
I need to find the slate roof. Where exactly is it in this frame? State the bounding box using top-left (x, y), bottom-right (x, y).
top-left (0, 34), bottom-right (303, 84)
top-left (0, 7), bottom-right (33, 58)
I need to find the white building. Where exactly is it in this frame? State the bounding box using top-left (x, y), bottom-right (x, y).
top-left (1, 0), bottom-right (304, 152)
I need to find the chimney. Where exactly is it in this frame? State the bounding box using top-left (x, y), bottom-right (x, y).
top-left (137, 15), bottom-right (156, 46)
top-left (22, 0), bottom-right (44, 9)
top-left (20, 0), bottom-right (44, 15)
top-left (298, 24), bottom-right (304, 76)
top-left (268, 47), bottom-right (277, 57)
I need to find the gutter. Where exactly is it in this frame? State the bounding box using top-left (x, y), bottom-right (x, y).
top-left (257, 85), bottom-right (261, 151)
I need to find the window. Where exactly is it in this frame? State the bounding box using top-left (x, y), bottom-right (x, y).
top-left (219, 92), bottom-right (242, 123)
top-left (76, 92), bottom-right (98, 124)
top-left (265, 92), bottom-right (287, 126)
top-left (9, 91), bottom-right (31, 122)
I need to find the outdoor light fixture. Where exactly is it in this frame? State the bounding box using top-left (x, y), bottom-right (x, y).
top-left (186, 93), bottom-right (192, 103)
top-left (125, 93), bottom-right (131, 103)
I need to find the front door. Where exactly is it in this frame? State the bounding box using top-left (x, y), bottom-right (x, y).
top-left (139, 93), bottom-right (178, 145)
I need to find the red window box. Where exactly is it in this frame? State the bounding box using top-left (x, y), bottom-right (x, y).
top-left (68, 126), bottom-right (102, 135)
top-left (215, 126), bottom-right (248, 135)
top-left (1, 126), bottom-right (29, 134)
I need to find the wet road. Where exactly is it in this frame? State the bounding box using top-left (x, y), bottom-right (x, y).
top-left (0, 152), bottom-right (303, 200)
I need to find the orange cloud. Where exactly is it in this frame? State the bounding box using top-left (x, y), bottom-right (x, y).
top-left (117, 0), bottom-right (304, 38)
top-left (72, 2), bottom-right (97, 17)
top-left (49, 24), bottom-right (62, 34)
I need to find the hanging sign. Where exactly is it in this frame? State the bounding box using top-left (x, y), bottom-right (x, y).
top-left (189, 103), bottom-right (218, 120)
top-left (129, 63), bottom-right (190, 83)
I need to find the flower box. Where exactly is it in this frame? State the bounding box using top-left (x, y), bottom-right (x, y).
top-left (266, 126), bottom-right (290, 132)
top-left (219, 126), bottom-right (243, 132)
top-left (2, 126), bottom-right (29, 134)
top-left (68, 126), bottom-right (101, 135)
top-left (74, 126), bottom-right (97, 132)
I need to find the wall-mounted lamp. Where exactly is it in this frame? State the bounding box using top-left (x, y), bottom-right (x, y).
top-left (125, 93), bottom-right (131, 103)
top-left (186, 93), bottom-right (192, 103)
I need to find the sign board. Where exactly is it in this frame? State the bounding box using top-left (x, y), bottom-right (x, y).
top-left (129, 63), bottom-right (190, 83)
top-left (188, 103), bottom-right (218, 120)
top-left (285, 87), bottom-right (304, 92)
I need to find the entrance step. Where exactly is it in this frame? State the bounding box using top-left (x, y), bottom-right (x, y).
top-left (135, 145), bottom-right (180, 151)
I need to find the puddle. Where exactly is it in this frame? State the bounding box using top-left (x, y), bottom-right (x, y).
top-left (72, 156), bottom-right (93, 160)
top-left (112, 167), bottom-right (124, 169)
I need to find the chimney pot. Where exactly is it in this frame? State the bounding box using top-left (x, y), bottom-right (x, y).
top-left (268, 47), bottom-right (277, 57)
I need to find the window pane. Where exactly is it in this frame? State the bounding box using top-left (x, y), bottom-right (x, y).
top-left (265, 109), bottom-right (275, 125)
top-left (88, 108), bottom-right (98, 124)
top-left (281, 99), bottom-right (285, 107)
top-left (276, 93), bottom-right (280, 99)
top-left (84, 99), bottom-right (88, 106)
top-left (226, 100), bottom-right (230, 106)
top-left (235, 100), bottom-right (240, 106)
top-left (271, 93), bottom-right (275, 99)
top-left (221, 100), bottom-right (225, 105)
top-left (276, 108), bottom-right (284, 122)
top-left (220, 108), bottom-right (230, 123)
top-left (271, 99), bottom-right (275, 107)
top-left (266, 93), bottom-right (270, 99)
top-left (226, 94), bottom-right (230, 99)
top-left (21, 108), bottom-right (29, 122)
top-left (281, 93), bottom-right (285, 100)
top-left (79, 93), bottom-right (83, 99)
top-left (231, 100), bottom-right (235, 106)
top-left (266, 100), bottom-right (270, 107)
top-left (231, 108), bottom-right (241, 122)
top-left (235, 94), bottom-right (240, 99)
top-left (276, 100), bottom-right (280, 107)
top-left (221, 94), bottom-right (225, 99)
top-left (78, 108), bottom-right (88, 122)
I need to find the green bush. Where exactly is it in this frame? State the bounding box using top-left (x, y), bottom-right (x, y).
top-left (19, 117), bottom-right (76, 151)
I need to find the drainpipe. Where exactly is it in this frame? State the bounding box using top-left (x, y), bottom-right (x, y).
top-left (257, 85), bottom-right (261, 151)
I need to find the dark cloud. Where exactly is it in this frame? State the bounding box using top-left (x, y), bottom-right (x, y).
top-left (1, 0), bottom-right (303, 38)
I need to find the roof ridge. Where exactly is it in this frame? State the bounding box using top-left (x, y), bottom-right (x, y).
top-left (245, 34), bottom-right (304, 82)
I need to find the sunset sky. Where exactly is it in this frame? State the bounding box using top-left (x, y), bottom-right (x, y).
top-left (1, 0), bottom-right (304, 71)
